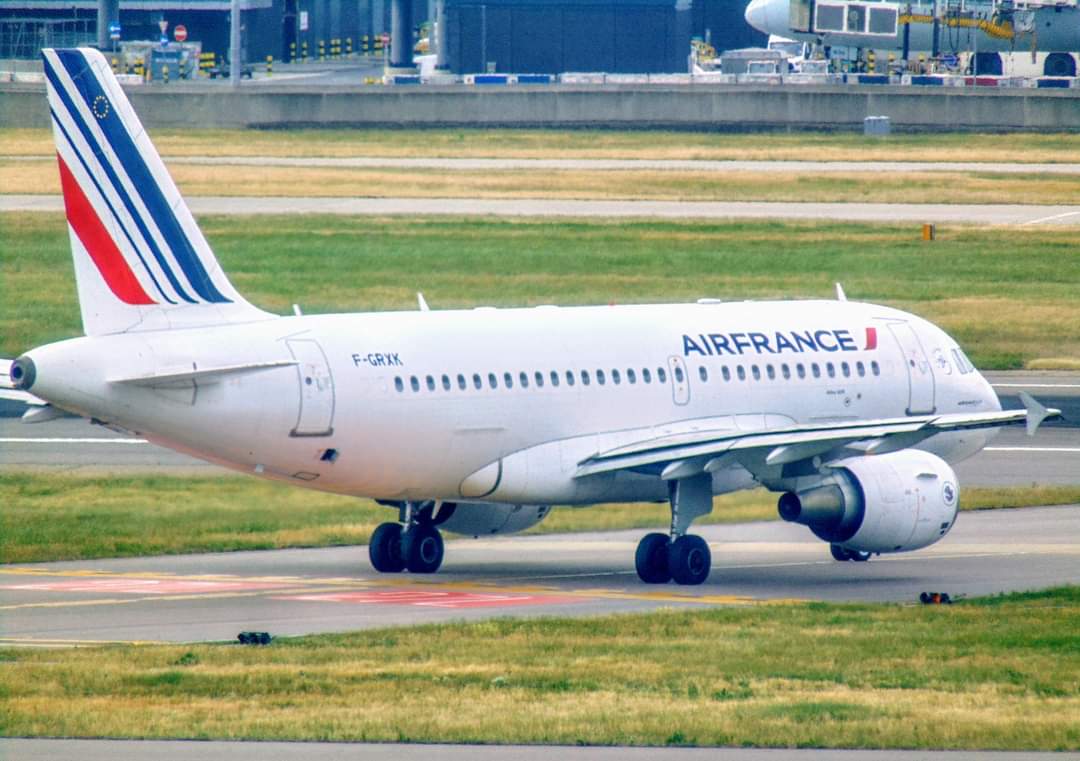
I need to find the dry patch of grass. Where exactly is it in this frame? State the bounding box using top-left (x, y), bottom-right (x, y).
top-left (6, 127), bottom-right (1080, 162)
top-left (7, 159), bottom-right (1080, 205)
top-left (1027, 358), bottom-right (1080, 371)
top-left (2, 587), bottom-right (1078, 747)
top-left (3, 472), bottom-right (1077, 563)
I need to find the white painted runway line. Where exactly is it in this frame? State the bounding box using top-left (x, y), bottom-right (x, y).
top-left (0, 437), bottom-right (147, 444)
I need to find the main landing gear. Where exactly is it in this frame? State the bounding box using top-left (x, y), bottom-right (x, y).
top-left (635, 473), bottom-right (714, 586)
top-left (830, 543), bottom-right (871, 562)
top-left (369, 501), bottom-right (445, 574)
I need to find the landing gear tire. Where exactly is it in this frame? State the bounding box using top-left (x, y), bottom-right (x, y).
top-left (635, 532), bottom-right (672, 584)
top-left (370, 522), bottom-right (406, 573)
top-left (830, 544), bottom-right (871, 562)
top-left (668, 534), bottom-right (711, 586)
top-left (403, 524), bottom-right (444, 574)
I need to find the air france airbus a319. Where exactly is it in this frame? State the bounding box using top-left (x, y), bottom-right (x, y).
top-left (4, 48), bottom-right (1061, 585)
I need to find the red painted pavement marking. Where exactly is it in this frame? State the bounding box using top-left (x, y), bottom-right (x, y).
top-left (278, 589), bottom-right (582, 609)
top-left (2, 579), bottom-right (287, 595)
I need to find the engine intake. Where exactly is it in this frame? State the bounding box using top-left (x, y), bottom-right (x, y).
top-left (777, 450), bottom-right (959, 554)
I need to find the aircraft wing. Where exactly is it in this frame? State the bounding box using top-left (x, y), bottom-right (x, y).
top-left (575, 393), bottom-right (1060, 479)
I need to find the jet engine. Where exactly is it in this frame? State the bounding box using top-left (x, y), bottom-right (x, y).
top-left (436, 502), bottom-right (551, 537)
top-left (776, 450), bottom-right (959, 554)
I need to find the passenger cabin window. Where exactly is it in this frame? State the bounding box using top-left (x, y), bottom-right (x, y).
top-left (871, 360), bottom-right (881, 376)
top-left (519, 371), bottom-right (529, 388)
top-left (643, 368), bottom-right (652, 383)
top-left (597, 369), bottom-right (606, 385)
top-left (842, 362), bottom-right (851, 378)
top-left (504, 372), bottom-right (514, 389)
top-left (535, 371), bottom-right (544, 388)
top-left (766, 365), bottom-right (775, 380)
top-left (751, 365), bottom-right (761, 381)
top-left (410, 376), bottom-right (420, 392)
top-left (627, 369), bottom-right (637, 384)
top-left (812, 363), bottom-right (821, 379)
top-left (550, 371), bottom-right (560, 387)
top-left (581, 370), bottom-right (591, 386)
top-left (797, 363), bottom-right (806, 379)
top-left (488, 373), bottom-right (497, 389)
top-left (698, 366), bottom-right (708, 382)
top-left (473, 373), bottom-right (483, 390)
top-left (856, 361), bottom-right (865, 377)
top-left (737, 366), bottom-right (746, 381)
top-left (674, 366), bottom-right (684, 383)
top-left (826, 362), bottom-right (836, 379)
top-left (441, 374), bottom-right (451, 391)
top-left (612, 369), bottom-right (621, 385)
top-left (426, 375), bottom-right (436, 391)
top-left (657, 367), bottom-right (668, 383)
top-left (457, 373), bottom-right (466, 390)
top-left (394, 377), bottom-right (404, 392)
top-left (566, 370), bottom-right (576, 386)
top-left (781, 364), bottom-right (791, 380)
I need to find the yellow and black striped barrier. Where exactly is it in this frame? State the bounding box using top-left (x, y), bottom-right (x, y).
top-left (199, 51), bottom-right (215, 77)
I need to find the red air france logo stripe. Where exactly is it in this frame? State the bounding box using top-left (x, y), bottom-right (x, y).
top-left (864, 327), bottom-right (878, 350)
top-left (57, 154), bottom-right (155, 305)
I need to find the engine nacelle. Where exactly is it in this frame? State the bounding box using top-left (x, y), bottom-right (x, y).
top-left (777, 450), bottom-right (959, 554)
top-left (436, 502), bottom-right (551, 537)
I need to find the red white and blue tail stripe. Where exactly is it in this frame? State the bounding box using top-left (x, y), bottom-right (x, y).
top-left (43, 48), bottom-right (270, 335)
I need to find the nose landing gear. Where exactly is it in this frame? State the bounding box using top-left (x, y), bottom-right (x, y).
top-left (369, 501), bottom-right (446, 574)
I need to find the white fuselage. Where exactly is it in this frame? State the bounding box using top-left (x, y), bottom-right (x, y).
top-left (25, 299), bottom-right (1000, 506)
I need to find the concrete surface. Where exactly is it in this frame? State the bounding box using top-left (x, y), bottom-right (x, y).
top-left (6, 195), bottom-right (1080, 224)
top-left (2, 739), bottom-right (1076, 761)
top-left (2, 505), bottom-right (1078, 645)
top-left (4, 81), bottom-right (1080, 131)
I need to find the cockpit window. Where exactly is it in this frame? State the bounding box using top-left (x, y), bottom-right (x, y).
top-left (952, 348), bottom-right (975, 374)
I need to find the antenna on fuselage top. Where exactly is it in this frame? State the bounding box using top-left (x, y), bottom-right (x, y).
top-left (835, 283), bottom-right (847, 302)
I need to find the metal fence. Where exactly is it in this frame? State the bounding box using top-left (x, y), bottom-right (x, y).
top-left (0, 18), bottom-right (95, 60)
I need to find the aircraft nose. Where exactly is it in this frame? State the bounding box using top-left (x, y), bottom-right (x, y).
top-left (744, 0), bottom-right (769, 31)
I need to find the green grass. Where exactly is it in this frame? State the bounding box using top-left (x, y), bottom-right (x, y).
top-left (7, 127), bottom-right (1080, 162)
top-left (3, 472), bottom-right (1078, 563)
top-left (4, 213), bottom-right (1080, 367)
top-left (2, 587), bottom-right (1078, 747)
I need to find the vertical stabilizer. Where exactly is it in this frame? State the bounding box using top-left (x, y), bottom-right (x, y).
top-left (42, 47), bottom-right (273, 335)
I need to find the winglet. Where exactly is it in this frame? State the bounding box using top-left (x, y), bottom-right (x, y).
top-left (1019, 391), bottom-right (1060, 436)
top-left (417, 292), bottom-right (430, 312)
top-left (835, 283), bottom-right (847, 302)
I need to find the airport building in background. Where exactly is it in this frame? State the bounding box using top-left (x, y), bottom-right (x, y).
top-left (0, 0), bottom-right (762, 71)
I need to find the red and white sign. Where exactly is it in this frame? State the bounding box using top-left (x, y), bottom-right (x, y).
top-left (3, 578), bottom-right (284, 595)
top-left (279, 589), bottom-right (580, 609)
top-left (173, 24), bottom-right (188, 42)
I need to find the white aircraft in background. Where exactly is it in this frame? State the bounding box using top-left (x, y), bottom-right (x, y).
top-left (5, 48), bottom-right (1060, 585)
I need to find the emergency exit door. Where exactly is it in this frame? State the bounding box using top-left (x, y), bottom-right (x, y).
top-left (287, 339), bottom-right (335, 436)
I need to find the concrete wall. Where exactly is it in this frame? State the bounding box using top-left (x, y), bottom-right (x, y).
top-left (3, 81), bottom-right (1080, 131)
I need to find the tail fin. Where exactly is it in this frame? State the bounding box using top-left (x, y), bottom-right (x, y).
top-left (42, 48), bottom-right (272, 335)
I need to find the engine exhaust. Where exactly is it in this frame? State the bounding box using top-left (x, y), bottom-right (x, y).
top-left (777, 485), bottom-right (846, 528)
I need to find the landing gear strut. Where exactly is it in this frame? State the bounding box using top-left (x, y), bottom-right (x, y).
top-left (634, 473), bottom-right (714, 586)
top-left (830, 543), bottom-right (871, 562)
top-left (369, 501), bottom-right (445, 574)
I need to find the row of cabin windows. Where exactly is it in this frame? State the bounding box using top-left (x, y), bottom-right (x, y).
top-left (393, 360), bottom-right (881, 394)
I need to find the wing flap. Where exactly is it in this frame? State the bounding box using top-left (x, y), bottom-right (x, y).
top-left (576, 402), bottom-right (1060, 479)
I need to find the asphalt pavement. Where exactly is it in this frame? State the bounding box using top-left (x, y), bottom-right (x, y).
top-left (5, 195), bottom-right (1080, 224)
top-left (3, 739), bottom-right (1075, 761)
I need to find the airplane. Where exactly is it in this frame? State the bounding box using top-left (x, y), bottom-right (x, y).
top-left (5, 47), bottom-right (1061, 586)
top-left (744, 0), bottom-right (1080, 77)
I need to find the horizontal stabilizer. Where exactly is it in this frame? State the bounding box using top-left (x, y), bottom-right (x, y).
top-left (109, 360), bottom-right (297, 387)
